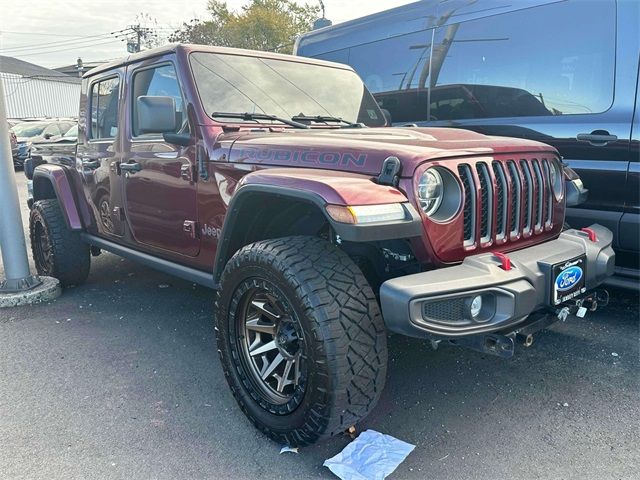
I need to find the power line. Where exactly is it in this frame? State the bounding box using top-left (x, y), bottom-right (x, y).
top-left (0, 28), bottom-right (134, 53)
top-left (0, 30), bottom-right (91, 38)
top-left (10, 38), bottom-right (125, 58)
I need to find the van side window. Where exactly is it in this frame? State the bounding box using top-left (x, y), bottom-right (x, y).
top-left (132, 64), bottom-right (186, 138)
top-left (89, 77), bottom-right (120, 139)
top-left (430, 0), bottom-right (615, 120)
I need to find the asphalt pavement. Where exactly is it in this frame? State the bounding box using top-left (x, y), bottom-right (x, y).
top-left (1, 171), bottom-right (639, 479)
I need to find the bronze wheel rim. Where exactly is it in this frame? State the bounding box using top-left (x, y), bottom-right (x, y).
top-left (235, 280), bottom-right (306, 406)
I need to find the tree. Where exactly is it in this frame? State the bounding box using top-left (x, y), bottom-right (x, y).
top-left (170, 0), bottom-right (320, 53)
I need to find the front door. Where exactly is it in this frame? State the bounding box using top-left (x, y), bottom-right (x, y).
top-left (122, 61), bottom-right (199, 257)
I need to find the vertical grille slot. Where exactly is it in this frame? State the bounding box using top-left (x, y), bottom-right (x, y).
top-left (542, 159), bottom-right (553, 226)
top-left (492, 161), bottom-right (508, 240)
top-left (476, 162), bottom-right (493, 243)
top-left (519, 160), bottom-right (534, 234)
top-left (506, 161), bottom-right (521, 236)
top-left (532, 160), bottom-right (544, 230)
top-left (458, 164), bottom-right (476, 246)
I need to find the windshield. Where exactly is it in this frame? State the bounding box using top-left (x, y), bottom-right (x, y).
top-left (11, 122), bottom-right (47, 137)
top-left (190, 52), bottom-right (386, 127)
top-left (63, 125), bottom-right (78, 137)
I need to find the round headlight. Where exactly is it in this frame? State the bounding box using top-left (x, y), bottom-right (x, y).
top-left (418, 168), bottom-right (443, 216)
top-left (549, 159), bottom-right (563, 201)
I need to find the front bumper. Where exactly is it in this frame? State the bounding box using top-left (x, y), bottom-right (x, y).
top-left (380, 224), bottom-right (615, 338)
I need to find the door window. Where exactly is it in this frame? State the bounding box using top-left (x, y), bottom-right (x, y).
top-left (89, 77), bottom-right (120, 139)
top-left (429, 0), bottom-right (616, 120)
top-left (131, 64), bottom-right (186, 137)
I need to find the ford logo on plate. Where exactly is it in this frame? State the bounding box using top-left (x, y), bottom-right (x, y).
top-left (555, 266), bottom-right (583, 292)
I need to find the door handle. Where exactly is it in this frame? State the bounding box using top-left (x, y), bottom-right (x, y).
top-left (180, 163), bottom-right (195, 182)
top-left (120, 161), bottom-right (142, 173)
top-left (81, 159), bottom-right (100, 169)
top-left (577, 131), bottom-right (618, 146)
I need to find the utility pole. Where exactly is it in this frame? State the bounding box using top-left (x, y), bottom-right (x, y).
top-left (0, 81), bottom-right (60, 307)
top-left (127, 24), bottom-right (152, 53)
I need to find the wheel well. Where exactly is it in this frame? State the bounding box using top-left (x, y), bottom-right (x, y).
top-left (229, 194), bottom-right (328, 255)
top-left (32, 176), bottom-right (57, 202)
top-left (215, 193), bottom-right (329, 283)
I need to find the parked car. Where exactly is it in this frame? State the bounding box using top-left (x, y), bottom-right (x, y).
top-left (10, 120), bottom-right (75, 168)
top-left (29, 44), bottom-right (614, 446)
top-left (295, 0), bottom-right (640, 288)
top-left (29, 124), bottom-right (77, 160)
top-left (25, 125), bottom-right (78, 207)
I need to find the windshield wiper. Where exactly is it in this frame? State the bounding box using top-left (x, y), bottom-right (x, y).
top-left (291, 114), bottom-right (364, 128)
top-left (212, 112), bottom-right (310, 129)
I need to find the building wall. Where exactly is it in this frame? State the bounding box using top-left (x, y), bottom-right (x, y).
top-left (1, 72), bottom-right (80, 119)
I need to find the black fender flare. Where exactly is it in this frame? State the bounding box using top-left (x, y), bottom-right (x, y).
top-left (212, 184), bottom-right (422, 286)
top-left (32, 166), bottom-right (84, 231)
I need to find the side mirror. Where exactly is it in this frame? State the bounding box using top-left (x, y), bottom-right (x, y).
top-left (136, 96), bottom-right (177, 134)
top-left (44, 133), bottom-right (53, 139)
top-left (563, 165), bottom-right (588, 207)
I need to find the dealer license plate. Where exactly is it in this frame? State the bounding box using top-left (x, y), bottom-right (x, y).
top-left (551, 255), bottom-right (587, 306)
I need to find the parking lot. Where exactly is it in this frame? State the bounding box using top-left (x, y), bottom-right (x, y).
top-left (1, 170), bottom-right (639, 480)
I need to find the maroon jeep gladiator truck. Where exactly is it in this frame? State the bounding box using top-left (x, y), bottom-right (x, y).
top-left (28, 44), bottom-right (614, 446)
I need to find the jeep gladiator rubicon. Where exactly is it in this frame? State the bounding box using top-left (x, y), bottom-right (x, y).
top-left (28, 44), bottom-right (614, 446)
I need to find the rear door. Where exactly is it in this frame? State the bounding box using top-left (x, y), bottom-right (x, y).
top-left (121, 60), bottom-right (199, 258)
top-left (415, 0), bottom-right (634, 244)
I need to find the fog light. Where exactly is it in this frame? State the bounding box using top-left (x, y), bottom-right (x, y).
top-left (469, 295), bottom-right (483, 318)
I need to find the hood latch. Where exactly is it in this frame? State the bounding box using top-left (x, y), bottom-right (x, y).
top-left (377, 156), bottom-right (401, 187)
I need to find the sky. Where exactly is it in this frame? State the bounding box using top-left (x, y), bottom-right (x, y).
top-left (0, 0), bottom-right (416, 69)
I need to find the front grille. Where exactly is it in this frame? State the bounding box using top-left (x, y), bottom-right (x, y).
top-left (542, 159), bottom-right (553, 226)
top-left (520, 160), bottom-right (533, 233)
top-left (476, 163), bottom-right (492, 243)
top-left (506, 161), bottom-right (521, 236)
top-left (457, 155), bottom-right (558, 248)
top-left (492, 162), bottom-right (508, 239)
top-left (458, 164), bottom-right (476, 246)
top-left (532, 160), bottom-right (544, 230)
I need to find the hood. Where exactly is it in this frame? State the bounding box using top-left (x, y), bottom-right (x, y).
top-left (224, 127), bottom-right (555, 177)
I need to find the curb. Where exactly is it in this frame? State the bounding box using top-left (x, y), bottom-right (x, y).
top-left (0, 276), bottom-right (61, 307)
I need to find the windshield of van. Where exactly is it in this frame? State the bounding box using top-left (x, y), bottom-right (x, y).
top-left (63, 125), bottom-right (78, 138)
top-left (189, 52), bottom-right (386, 127)
top-left (11, 122), bottom-right (47, 137)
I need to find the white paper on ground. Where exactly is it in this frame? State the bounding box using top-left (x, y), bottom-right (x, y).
top-left (279, 445), bottom-right (299, 454)
top-left (323, 429), bottom-right (415, 480)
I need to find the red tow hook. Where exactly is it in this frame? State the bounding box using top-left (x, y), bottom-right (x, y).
top-left (493, 252), bottom-right (512, 271)
top-left (581, 227), bottom-right (597, 242)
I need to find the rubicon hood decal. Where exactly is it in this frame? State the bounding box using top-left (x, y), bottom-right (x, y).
top-left (239, 148), bottom-right (367, 167)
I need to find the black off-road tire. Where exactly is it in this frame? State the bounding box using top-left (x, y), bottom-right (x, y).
top-left (215, 236), bottom-right (388, 446)
top-left (29, 199), bottom-right (90, 287)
